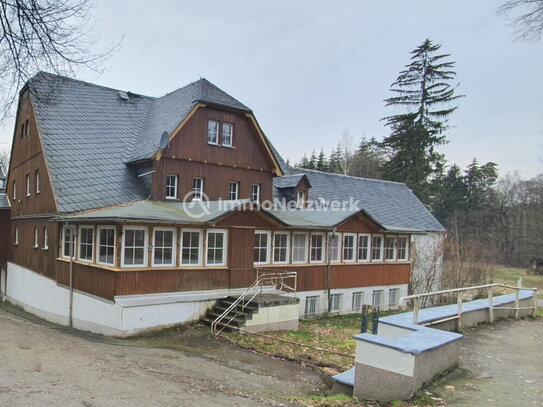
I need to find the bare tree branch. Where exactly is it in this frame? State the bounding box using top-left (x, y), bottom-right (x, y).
top-left (498, 0), bottom-right (543, 41)
top-left (0, 0), bottom-right (120, 122)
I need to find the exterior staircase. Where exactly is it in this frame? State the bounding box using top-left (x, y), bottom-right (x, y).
top-left (203, 296), bottom-right (259, 331)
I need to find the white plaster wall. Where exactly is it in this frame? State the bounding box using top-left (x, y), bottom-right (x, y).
top-left (377, 322), bottom-right (415, 338)
top-left (411, 234), bottom-right (444, 294)
top-left (297, 284), bottom-right (409, 317)
top-left (355, 340), bottom-right (415, 377)
top-left (244, 303), bottom-right (299, 327)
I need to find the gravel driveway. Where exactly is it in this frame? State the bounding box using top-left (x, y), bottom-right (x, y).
top-left (0, 304), bottom-right (325, 407)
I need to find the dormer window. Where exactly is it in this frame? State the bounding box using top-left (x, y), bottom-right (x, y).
top-left (207, 120), bottom-right (219, 144)
top-left (296, 191), bottom-right (305, 209)
top-left (222, 123), bottom-right (233, 147)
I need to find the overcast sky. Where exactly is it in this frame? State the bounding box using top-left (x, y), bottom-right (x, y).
top-left (1, 0), bottom-right (541, 178)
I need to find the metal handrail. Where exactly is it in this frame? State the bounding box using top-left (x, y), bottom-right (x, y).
top-left (211, 271), bottom-right (297, 336)
top-left (399, 280), bottom-right (538, 326)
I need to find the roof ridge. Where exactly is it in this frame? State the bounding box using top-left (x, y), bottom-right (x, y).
top-left (292, 167), bottom-right (408, 186)
top-left (30, 71), bottom-right (155, 100)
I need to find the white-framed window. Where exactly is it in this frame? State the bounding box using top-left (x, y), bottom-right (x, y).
top-left (372, 290), bottom-right (384, 307)
top-left (273, 232), bottom-right (289, 264)
top-left (254, 230), bottom-right (271, 265)
top-left (357, 233), bottom-right (370, 262)
top-left (121, 226), bottom-right (148, 267)
top-left (14, 226), bottom-right (19, 245)
top-left (310, 233), bottom-right (324, 263)
top-left (389, 288), bottom-right (400, 306)
top-left (222, 122), bottom-right (233, 147)
top-left (292, 232), bottom-right (308, 264)
top-left (97, 226), bottom-right (115, 266)
top-left (352, 291), bottom-right (364, 311)
top-left (305, 295), bottom-right (319, 316)
top-left (207, 120), bottom-right (219, 144)
top-left (251, 184), bottom-right (261, 202)
top-left (12, 181), bottom-right (16, 200)
top-left (78, 226), bottom-right (94, 262)
top-left (327, 233), bottom-right (341, 263)
top-left (296, 191), bottom-right (305, 209)
top-left (62, 226), bottom-right (76, 259)
top-left (153, 227), bottom-right (176, 267)
top-left (343, 233), bottom-right (356, 262)
top-left (371, 235), bottom-right (383, 262)
top-left (330, 293), bottom-right (343, 312)
top-left (397, 236), bottom-right (409, 261)
top-left (384, 236), bottom-right (396, 261)
top-left (33, 226), bottom-right (38, 248)
top-left (192, 177), bottom-right (204, 200)
top-left (229, 181), bottom-right (239, 200)
top-left (43, 226), bottom-right (48, 249)
top-left (181, 229), bottom-right (202, 266)
top-left (25, 174), bottom-right (30, 197)
top-left (35, 170), bottom-right (40, 194)
top-left (206, 229), bottom-right (227, 266)
top-left (165, 175), bottom-right (178, 200)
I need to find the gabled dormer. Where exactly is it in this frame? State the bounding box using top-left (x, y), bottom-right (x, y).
top-left (274, 174), bottom-right (312, 208)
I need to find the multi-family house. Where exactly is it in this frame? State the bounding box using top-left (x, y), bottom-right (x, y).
top-left (0, 72), bottom-right (444, 336)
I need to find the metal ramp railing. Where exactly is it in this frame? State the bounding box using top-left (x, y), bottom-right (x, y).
top-left (210, 270), bottom-right (297, 336)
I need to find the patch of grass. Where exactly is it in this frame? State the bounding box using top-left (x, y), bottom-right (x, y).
top-left (493, 265), bottom-right (543, 300)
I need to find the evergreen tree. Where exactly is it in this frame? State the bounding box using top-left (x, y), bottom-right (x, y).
top-left (328, 144), bottom-right (344, 174)
top-left (380, 39), bottom-right (463, 204)
top-left (316, 148), bottom-right (328, 172)
top-left (308, 150), bottom-right (317, 170)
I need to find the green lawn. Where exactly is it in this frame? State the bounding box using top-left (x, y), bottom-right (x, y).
top-left (493, 265), bottom-right (543, 300)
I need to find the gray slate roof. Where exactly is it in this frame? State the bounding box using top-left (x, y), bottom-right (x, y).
top-left (274, 168), bottom-right (445, 233)
top-left (27, 73), bottom-right (251, 213)
top-left (0, 193), bottom-right (10, 209)
top-left (274, 174), bottom-right (308, 189)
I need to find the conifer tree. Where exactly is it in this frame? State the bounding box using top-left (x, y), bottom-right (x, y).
top-left (380, 39), bottom-right (463, 203)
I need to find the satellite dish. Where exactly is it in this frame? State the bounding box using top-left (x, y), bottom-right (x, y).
top-left (159, 131), bottom-right (169, 150)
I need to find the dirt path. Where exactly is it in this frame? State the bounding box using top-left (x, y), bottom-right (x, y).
top-left (432, 318), bottom-right (543, 407)
top-left (0, 304), bottom-right (326, 406)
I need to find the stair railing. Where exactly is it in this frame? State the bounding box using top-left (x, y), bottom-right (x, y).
top-left (211, 271), bottom-right (297, 336)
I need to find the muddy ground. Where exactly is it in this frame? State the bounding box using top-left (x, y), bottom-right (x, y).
top-left (432, 318), bottom-right (543, 407)
top-left (0, 304), bottom-right (326, 406)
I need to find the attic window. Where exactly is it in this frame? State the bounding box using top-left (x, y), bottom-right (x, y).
top-left (222, 123), bottom-right (233, 147)
top-left (20, 119), bottom-right (29, 139)
top-left (207, 120), bottom-right (219, 144)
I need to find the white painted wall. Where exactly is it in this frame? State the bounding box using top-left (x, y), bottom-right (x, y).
top-left (355, 340), bottom-right (415, 377)
top-left (244, 303), bottom-right (299, 328)
top-left (410, 234), bottom-right (444, 294)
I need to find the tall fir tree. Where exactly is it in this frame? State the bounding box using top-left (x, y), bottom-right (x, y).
top-left (380, 39), bottom-right (463, 204)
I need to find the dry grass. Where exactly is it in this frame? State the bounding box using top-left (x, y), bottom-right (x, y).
top-left (493, 265), bottom-right (543, 300)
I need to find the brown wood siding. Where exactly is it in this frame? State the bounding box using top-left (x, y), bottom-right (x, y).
top-left (228, 227), bottom-right (257, 288)
top-left (216, 210), bottom-right (277, 229)
top-left (151, 106), bottom-right (275, 201)
top-left (8, 92), bottom-right (57, 216)
top-left (56, 261), bottom-right (117, 301)
top-left (0, 209), bottom-right (10, 266)
top-left (331, 263), bottom-right (410, 288)
top-left (337, 213), bottom-right (383, 233)
top-left (10, 219), bottom-right (58, 280)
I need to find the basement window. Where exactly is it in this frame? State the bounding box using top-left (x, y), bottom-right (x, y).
top-left (330, 293), bottom-right (343, 312)
top-left (352, 291), bottom-right (364, 311)
top-left (305, 295), bottom-right (319, 316)
top-left (372, 290), bottom-right (384, 307)
top-left (389, 288), bottom-right (400, 306)
top-left (122, 226), bottom-right (147, 267)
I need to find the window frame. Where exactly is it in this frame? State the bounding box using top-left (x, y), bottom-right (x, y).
top-left (43, 226), bottom-right (48, 249)
top-left (12, 180), bottom-right (16, 200)
top-left (272, 231), bottom-right (290, 264)
top-left (165, 174), bottom-right (178, 200)
top-left (310, 232), bottom-right (325, 263)
top-left (389, 288), bottom-right (400, 306)
top-left (291, 232), bottom-right (309, 264)
top-left (152, 227), bottom-right (176, 267)
top-left (229, 181), bottom-right (240, 200)
top-left (342, 233), bottom-right (357, 263)
top-left (305, 295), bottom-right (319, 316)
top-left (330, 293), bottom-right (343, 312)
top-left (35, 170), bottom-right (40, 194)
top-left (14, 226), bottom-right (18, 245)
top-left (396, 236), bottom-right (409, 261)
top-left (121, 226), bottom-right (148, 268)
top-left (33, 226), bottom-right (38, 248)
top-left (371, 234), bottom-right (384, 262)
top-left (384, 235), bottom-right (397, 262)
top-left (25, 174), bottom-right (30, 197)
top-left (192, 177), bottom-right (204, 201)
top-left (327, 232), bottom-right (342, 263)
top-left (62, 226), bottom-right (76, 259)
top-left (96, 226), bottom-right (116, 266)
top-left (296, 191), bottom-right (305, 209)
top-left (180, 228), bottom-right (203, 266)
top-left (222, 122), bottom-right (233, 147)
top-left (352, 291), bottom-right (364, 311)
top-left (78, 225), bottom-right (94, 262)
top-left (357, 233), bottom-right (371, 262)
top-left (207, 119), bottom-right (219, 145)
top-left (206, 229), bottom-right (227, 267)
top-left (251, 184), bottom-right (261, 202)
top-left (372, 289), bottom-right (384, 307)
top-left (254, 230), bottom-right (272, 265)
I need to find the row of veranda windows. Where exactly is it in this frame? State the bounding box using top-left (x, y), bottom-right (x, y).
top-left (165, 174), bottom-right (260, 202)
top-left (12, 170), bottom-right (40, 200)
top-left (61, 226), bottom-right (228, 268)
top-left (253, 231), bottom-right (410, 265)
